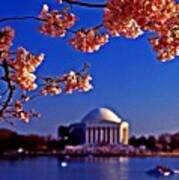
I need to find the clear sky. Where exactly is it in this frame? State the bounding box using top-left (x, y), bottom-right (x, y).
top-left (0, 0), bottom-right (179, 136)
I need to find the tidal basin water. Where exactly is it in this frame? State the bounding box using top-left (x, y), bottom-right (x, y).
top-left (0, 157), bottom-right (179, 180)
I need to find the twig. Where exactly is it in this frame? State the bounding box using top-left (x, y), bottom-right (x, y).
top-left (0, 61), bottom-right (15, 117)
top-left (0, 16), bottom-right (44, 23)
top-left (63, 0), bottom-right (107, 8)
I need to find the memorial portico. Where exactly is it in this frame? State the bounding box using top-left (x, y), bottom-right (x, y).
top-left (85, 125), bottom-right (119, 144)
top-left (82, 107), bottom-right (129, 145)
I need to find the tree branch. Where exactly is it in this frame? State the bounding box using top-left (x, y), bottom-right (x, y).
top-left (0, 16), bottom-right (77, 33)
top-left (0, 16), bottom-right (44, 23)
top-left (63, 0), bottom-right (107, 8)
top-left (0, 61), bottom-right (15, 118)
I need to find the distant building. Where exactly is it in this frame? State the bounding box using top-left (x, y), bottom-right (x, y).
top-left (58, 107), bottom-right (129, 146)
top-left (82, 107), bottom-right (129, 145)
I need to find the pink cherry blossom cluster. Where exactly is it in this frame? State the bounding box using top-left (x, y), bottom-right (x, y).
top-left (103, 0), bottom-right (143, 38)
top-left (40, 69), bottom-right (93, 96)
top-left (76, 74), bottom-right (93, 92)
top-left (10, 99), bottom-right (40, 123)
top-left (148, 3), bottom-right (179, 61)
top-left (103, 0), bottom-right (179, 60)
top-left (1, 94), bottom-right (40, 123)
top-left (69, 29), bottom-right (109, 52)
top-left (13, 100), bottom-right (30, 123)
top-left (0, 26), bottom-right (15, 61)
top-left (62, 71), bottom-right (93, 93)
top-left (38, 4), bottom-right (76, 37)
top-left (0, 23), bottom-right (93, 123)
top-left (0, 26), bottom-right (14, 51)
top-left (10, 47), bottom-right (44, 91)
top-left (41, 84), bottom-right (62, 96)
top-left (149, 33), bottom-right (178, 61)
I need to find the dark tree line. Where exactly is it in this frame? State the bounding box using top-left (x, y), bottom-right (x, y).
top-left (1, 128), bottom-right (179, 153)
top-left (0, 125), bottom-right (84, 154)
top-left (0, 129), bottom-right (65, 153)
top-left (129, 132), bottom-right (179, 152)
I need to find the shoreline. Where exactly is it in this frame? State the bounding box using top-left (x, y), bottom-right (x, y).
top-left (1, 151), bottom-right (179, 159)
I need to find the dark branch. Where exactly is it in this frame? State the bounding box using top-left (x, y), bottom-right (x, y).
top-left (0, 16), bottom-right (77, 34)
top-left (0, 61), bottom-right (15, 118)
top-left (63, 0), bottom-right (107, 8)
top-left (0, 14), bottom-right (103, 35)
top-left (0, 16), bottom-right (44, 23)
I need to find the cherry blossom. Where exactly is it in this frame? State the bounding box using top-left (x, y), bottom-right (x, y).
top-left (0, 0), bottom-right (178, 124)
top-left (39, 4), bottom-right (76, 37)
top-left (104, 1), bottom-right (143, 38)
top-left (62, 71), bottom-right (93, 93)
top-left (0, 26), bottom-right (14, 51)
top-left (40, 69), bottom-right (93, 95)
top-left (103, 0), bottom-right (178, 60)
top-left (69, 29), bottom-right (109, 52)
top-left (41, 84), bottom-right (62, 96)
top-left (10, 47), bottom-right (44, 91)
top-left (11, 100), bottom-right (40, 123)
top-left (77, 74), bottom-right (93, 92)
top-left (0, 26), bottom-right (15, 61)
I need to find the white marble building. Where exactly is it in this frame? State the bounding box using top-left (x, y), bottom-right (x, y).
top-left (82, 108), bottom-right (129, 145)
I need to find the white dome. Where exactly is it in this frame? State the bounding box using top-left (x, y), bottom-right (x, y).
top-left (82, 107), bottom-right (121, 124)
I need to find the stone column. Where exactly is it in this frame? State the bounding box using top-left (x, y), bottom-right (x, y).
top-left (118, 126), bottom-right (121, 144)
top-left (109, 127), bottom-right (113, 144)
top-left (94, 127), bottom-right (96, 145)
top-left (114, 127), bottom-right (118, 144)
top-left (85, 127), bottom-right (89, 144)
top-left (108, 127), bottom-right (110, 144)
top-left (100, 128), bottom-right (104, 144)
top-left (88, 128), bottom-right (91, 144)
top-left (105, 127), bottom-right (108, 144)
top-left (90, 127), bottom-right (94, 145)
top-left (95, 127), bottom-right (98, 144)
top-left (97, 127), bottom-right (101, 144)
top-left (103, 128), bottom-right (106, 143)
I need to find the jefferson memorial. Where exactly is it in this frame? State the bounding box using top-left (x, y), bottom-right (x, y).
top-left (82, 107), bottom-right (129, 145)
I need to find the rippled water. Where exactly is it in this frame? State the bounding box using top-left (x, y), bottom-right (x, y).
top-left (0, 157), bottom-right (179, 180)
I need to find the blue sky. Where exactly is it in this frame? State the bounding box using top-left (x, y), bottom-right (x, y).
top-left (0, 0), bottom-right (179, 136)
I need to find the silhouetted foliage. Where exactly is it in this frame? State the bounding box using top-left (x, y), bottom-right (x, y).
top-left (129, 132), bottom-right (179, 152)
top-left (146, 136), bottom-right (157, 151)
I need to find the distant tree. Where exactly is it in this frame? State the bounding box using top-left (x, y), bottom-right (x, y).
top-left (170, 132), bottom-right (179, 150)
top-left (17, 134), bottom-right (47, 151)
top-left (0, 129), bottom-right (17, 152)
top-left (0, 0), bottom-right (178, 123)
top-left (130, 135), bottom-right (157, 151)
top-left (47, 139), bottom-right (65, 150)
top-left (0, 129), bottom-right (16, 140)
top-left (138, 136), bottom-right (147, 147)
top-left (146, 135), bottom-right (157, 151)
top-left (129, 136), bottom-right (146, 147)
top-left (158, 133), bottom-right (172, 151)
top-left (129, 136), bottom-right (138, 147)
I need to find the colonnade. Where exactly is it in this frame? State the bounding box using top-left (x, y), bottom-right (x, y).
top-left (85, 126), bottom-right (120, 145)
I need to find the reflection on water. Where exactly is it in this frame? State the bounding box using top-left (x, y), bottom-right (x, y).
top-left (0, 157), bottom-right (179, 180)
top-left (84, 156), bottom-right (129, 163)
top-left (83, 157), bottom-right (129, 180)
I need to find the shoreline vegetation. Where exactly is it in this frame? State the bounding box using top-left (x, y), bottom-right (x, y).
top-left (2, 150), bottom-right (179, 159)
top-left (1, 128), bottom-right (179, 159)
